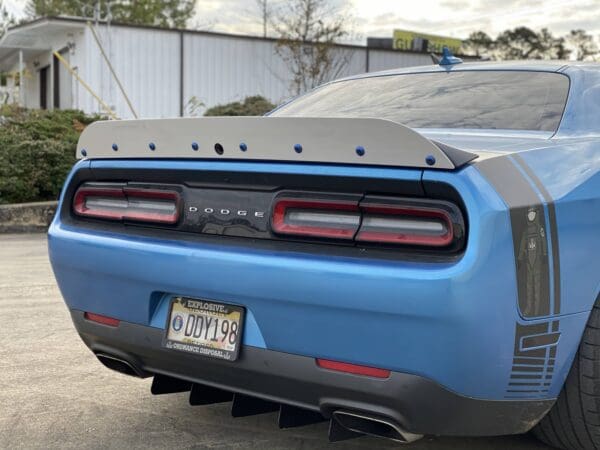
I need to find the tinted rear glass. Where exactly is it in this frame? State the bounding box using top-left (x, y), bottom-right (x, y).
top-left (272, 71), bottom-right (570, 132)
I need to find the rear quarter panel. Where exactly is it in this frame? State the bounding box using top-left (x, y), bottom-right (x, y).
top-left (515, 141), bottom-right (600, 315)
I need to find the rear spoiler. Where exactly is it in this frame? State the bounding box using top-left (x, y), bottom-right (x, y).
top-left (76, 117), bottom-right (478, 170)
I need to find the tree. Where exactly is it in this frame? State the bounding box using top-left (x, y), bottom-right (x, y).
top-left (111, 0), bottom-right (194, 28)
top-left (492, 27), bottom-right (568, 60)
top-left (461, 27), bottom-right (598, 61)
top-left (567, 29), bottom-right (598, 61)
top-left (461, 31), bottom-right (493, 57)
top-left (272, 0), bottom-right (352, 95)
top-left (204, 96), bottom-right (275, 116)
top-left (255, 0), bottom-right (270, 38)
top-left (0, 0), bottom-right (15, 38)
top-left (26, 0), bottom-right (195, 28)
top-left (26, 0), bottom-right (101, 18)
top-left (537, 28), bottom-right (570, 60)
top-left (494, 27), bottom-right (544, 59)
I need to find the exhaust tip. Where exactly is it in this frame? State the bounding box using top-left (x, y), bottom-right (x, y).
top-left (95, 353), bottom-right (146, 378)
top-left (332, 410), bottom-right (423, 443)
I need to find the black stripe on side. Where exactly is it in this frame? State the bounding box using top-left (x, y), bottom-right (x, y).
top-left (477, 156), bottom-right (562, 398)
top-left (477, 157), bottom-right (551, 318)
top-left (512, 154), bottom-right (562, 315)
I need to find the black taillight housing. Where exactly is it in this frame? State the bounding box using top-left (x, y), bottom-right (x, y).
top-left (73, 184), bottom-right (181, 224)
top-left (271, 193), bottom-right (465, 250)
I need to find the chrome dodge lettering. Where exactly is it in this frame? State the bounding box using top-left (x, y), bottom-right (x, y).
top-left (189, 206), bottom-right (266, 218)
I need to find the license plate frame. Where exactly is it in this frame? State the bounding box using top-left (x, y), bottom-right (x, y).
top-left (163, 296), bottom-right (245, 361)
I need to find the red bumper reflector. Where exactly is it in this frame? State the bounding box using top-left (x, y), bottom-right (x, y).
top-left (84, 312), bottom-right (120, 327)
top-left (316, 359), bottom-right (391, 378)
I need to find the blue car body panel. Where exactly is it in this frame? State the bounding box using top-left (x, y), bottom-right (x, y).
top-left (48, 62), bottom-right (600, 415)
top-left (514, 143), bottom-right (600, 315)
top-left (50, 154), bottom-right (596, 401)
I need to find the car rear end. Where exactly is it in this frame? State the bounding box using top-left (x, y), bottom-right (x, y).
top-left (49, 154), bottom-right (559, 441)
top-left (48, 66), bottom-right (588, 443)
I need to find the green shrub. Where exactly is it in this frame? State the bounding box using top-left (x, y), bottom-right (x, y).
top-left (204, 95), bottom-right (275, 116)
top-left (0, 106), bottom-right (102, 204)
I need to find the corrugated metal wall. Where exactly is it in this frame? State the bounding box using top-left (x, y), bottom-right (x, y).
top-left (73, 24), bottom-right (439, 119)
top-left (182, 34), bottom-right (372, 116)
top-left (78, 26), bottom-right (180, 118)
top-left (367, 49), bottom-right (433, 72)
top-left (182, 33), bottom-right (289, 116)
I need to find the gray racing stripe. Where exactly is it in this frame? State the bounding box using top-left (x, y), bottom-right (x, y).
top-left (512, 154), bottom-right (561, 315)
top-left (477, 156), bottom-right (552, 318)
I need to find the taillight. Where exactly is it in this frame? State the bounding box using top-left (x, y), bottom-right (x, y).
top-left (73, 185), bottom-right (181, 224)
top-left (271, 194), bottom-right (462, 249)
top-left (272, 198), bottom-right (360, 239)
top-left (356, 204), bottom-right (453, 247)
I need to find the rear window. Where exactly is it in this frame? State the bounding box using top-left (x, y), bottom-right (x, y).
top-left (272, 71), bottom-right (570, 132)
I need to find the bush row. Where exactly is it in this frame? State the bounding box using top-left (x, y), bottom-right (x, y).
top-left (0, 106), bottom-right (101, 204)
top-left (0, 95), bottom-right (276, 205)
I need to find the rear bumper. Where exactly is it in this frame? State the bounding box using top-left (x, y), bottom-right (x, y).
top-left (72, 310), bottom-right (553, 436)
top-left (49, 161), bottom-right (590, 403)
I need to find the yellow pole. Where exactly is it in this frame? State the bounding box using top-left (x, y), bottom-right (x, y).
top-left (52, 51), bottom-right (119, 120)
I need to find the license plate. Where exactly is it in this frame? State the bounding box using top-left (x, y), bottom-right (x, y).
top-left (163, 296), bottom-right (244, 361)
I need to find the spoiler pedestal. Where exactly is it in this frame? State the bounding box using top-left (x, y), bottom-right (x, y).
top-left (77, 117), bottom-right (477, 170)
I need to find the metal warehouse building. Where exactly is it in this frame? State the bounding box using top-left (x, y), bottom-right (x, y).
top-left (0, 16), bottom-right (448, 119)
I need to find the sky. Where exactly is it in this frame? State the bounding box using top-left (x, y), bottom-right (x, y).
top-left (6, 0), bottom-right (600, 43)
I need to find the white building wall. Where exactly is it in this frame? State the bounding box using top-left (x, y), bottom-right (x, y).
top-left (367, 49), bottom-right (433, 72)
top-left (183, 33), bottom-right (290, 116)
top-left (90, 25), bottom-right (432, 119)
top-left (23, 57), bottom-right (41, 109)
top-left (334, 46), bottom-right (369, 78)
top-left (12, 27), bottom-right (86, 110)
top-left (78, 25), bottom-right (180, 119)
top-left (183, 36), bottom-right (374, 116)
top-left (7, 21), bottom-right (441, 119)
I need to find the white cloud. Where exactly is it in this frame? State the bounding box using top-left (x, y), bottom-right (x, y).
top-left (350, 0), bottom-right (600, 39)
top-left (10, 0), bottom-right (600, 43)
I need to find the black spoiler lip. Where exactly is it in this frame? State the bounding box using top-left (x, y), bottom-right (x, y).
top-left (432, 140), bottom-right (479, 168)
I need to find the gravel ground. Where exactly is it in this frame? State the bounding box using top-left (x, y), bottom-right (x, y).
top-left (0, 233), bottom-right (550, 449)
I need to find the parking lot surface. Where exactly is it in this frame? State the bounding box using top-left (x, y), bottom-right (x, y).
top-left (0, 233), bottom-right (551, 449)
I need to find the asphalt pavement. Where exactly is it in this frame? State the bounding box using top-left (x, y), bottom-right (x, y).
top-left (0, 233), bottom-right (551, 449)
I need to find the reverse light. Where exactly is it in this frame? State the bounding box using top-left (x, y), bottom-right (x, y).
top-left (84, 312), bottom-right (120, 327)
top-left (271, 198), bottom-right (360, 239)
top-left (316, 359), bottom-right (391, 378)
top-left (356, 204), bottom-right (453, 247)
top-left (73, 185), bottom-right (181, 224)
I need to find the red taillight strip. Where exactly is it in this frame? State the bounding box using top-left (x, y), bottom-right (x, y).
top-left (316, 358), bottom-right (391, 378)
top-left (84, 312), bottom-right (120, 327)
top-left (356, 204), bottom-right (454, 247)
top-left (272, 198), bottom-right (360, 239)
top-left (73, 186), bottom-right (181, 224)
top-left (122, 187), bottom-right (180, 201)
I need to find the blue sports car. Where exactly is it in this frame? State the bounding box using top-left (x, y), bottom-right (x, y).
top-left (49, 58), bottom-right (600, 448)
